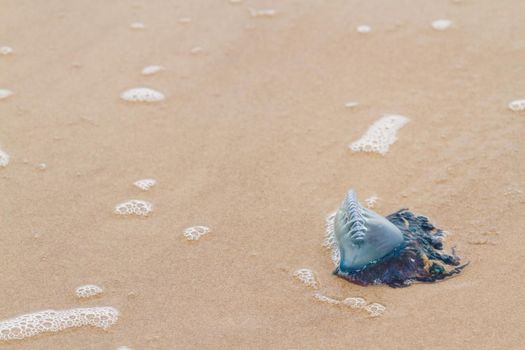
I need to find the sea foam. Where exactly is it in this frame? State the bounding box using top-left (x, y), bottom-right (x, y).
top-left (183, 226), bottom-right (210, 240)
top-left (293, 266), bottom-right (385, 316)
top-left (120, 88), bottom-right (165, 102)
top-left (349, 114), bottom-right (409, 155)
top-left (0, 89), bottom-right (13, 100)
top-left (0, 307), bottom-right (119, 341)
top-left (508, 99), bottom-right (525, 112)
top-left (431, 19), bottom-right (452, 31)
top-left (75, 284), bottom-right (103, 298)
top-left (0, 46), bottom-right (13, 55)
top-left (130, 22), bottom-right (145, 29)
top-left (0, 148), bottom-right (9, 167)
top-left (249, 8), bottom-right (276, 17)
top-left (133, 178), bottom-right (156, 191)
top-left (356, 25), bottom-right (371, 33)
top-left (114, 199), bottom-right (153, 216)
top-left (323, 212), bottom-right (340, 267)
top-left (141, 65), bottom-right (165, 75)
top-left (293, 269), bottom-right (320, 289)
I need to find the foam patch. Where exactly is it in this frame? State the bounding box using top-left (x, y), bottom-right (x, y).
top-left (130, 22), bottom-right (145, 29)
top-left (432, 19), bottom-right (452, 30)
top-left (114, 199), bottom-right (153, 216)
top-left (0, 46), bottom-right (13, 55)
top-left (75, 284), bottom-right (103, 298)
top-left (249, 8), bottom-right (276, 17)
top-left (0, 89), bottom-right (13, 100)
top-left (0, 148), bottom-right (9, 167)
top-left (349, 114), bottom-right (409, 155)
top-left (364, 195), bottom-right (379, 208)
top-left (293, 269), bottom-right (320, 289)
top-left (508, 99), bottom-right (525, 112)
top-left (133, 178), bottom-right (156, 191)
top-left (141, 65), bottom-right (165, 75)
top-left (323, 212), bottom-right (340, 267)
top-left (0, 307), bottom-right (119, 341)
top-left (357, 25), bottom-right (371, 33)
top-left (183, 226), bottom-right (210, 240)
top-left (120, 88), bottom-right (165, 102)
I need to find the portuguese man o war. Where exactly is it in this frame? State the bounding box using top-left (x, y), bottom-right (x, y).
top-left (326, 189), bottom-right (467, 288)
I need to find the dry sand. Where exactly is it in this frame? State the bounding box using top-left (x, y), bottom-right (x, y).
top-left (1, 0), bottom-right (524, 349)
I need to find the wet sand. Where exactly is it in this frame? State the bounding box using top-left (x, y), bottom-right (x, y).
top-left (1, 0), bottom-right (524, 349)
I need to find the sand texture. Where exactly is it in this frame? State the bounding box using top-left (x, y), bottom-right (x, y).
top-left (1, 0), bottom-right (524, 349)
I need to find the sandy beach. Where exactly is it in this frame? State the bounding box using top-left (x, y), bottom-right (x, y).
top-left (1, 0), bottom-right (524, 349)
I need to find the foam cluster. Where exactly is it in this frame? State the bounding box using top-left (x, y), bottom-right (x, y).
top-left (0, 307), bottom-right (119, 341)
top-left (114, 199), bottom-right (153, 216)
top-left (75, 284), bottom-right (103, 298)
top-left (364, 303), bottom-right (386, 317)
top-left (0, 148), bottom-right (9, 167)
top-left (364, 195), bottom-right (379, 208)
top-left (249, 8), bottom-right (276, 17)
top-left (0, 46), bottom-right (13, 55)
top-left (120, 88), bottom-right (165, 102)
top-left (133, 178), bottom-right (156, 191)
top-left (293, 269), bottom-right (320, 289)
top-left (0, 89), bottom-right (13, 100)
top-left (293, 269), bottom-right (386, 316)
top-left (183, 226), bottom-right (210, 240)
top-left (508, 99), bottom-right (525, 112)
top-left (356, 25), bottom-right (371, 33)
top-left (312, 292), bottom-right (385, 316)
top-left (349, 114), bottom-right (409, 155)
top-left (323, 212), bottom-right (340, 266)
top-left (130, 22), bottom-right (145, 29)
top-left (141, 65), bottom-right (164, 75)
top-left (431, 19), bottom-right (452, 31)
top-left (342, 297), bottom-right (367, 309)
top-left (313, 292), bottom-right (340, 305)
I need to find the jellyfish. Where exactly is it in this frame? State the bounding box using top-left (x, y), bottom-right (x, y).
top-left (332, 189), bottom-right (467, 287)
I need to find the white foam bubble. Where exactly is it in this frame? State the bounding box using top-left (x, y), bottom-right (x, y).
top-left (0, 307), bottom-right (119, 341)
top-left (249, 8), bottom-right (276, 17)
top-left (179, 17), bottom-right (192, 23)
top-left (323, 212), bottom-right (340, 267)
top-left (313, 292), bottom-right (341, 305)
top-left (141, 65), bottom-right (165, 75)
top-left (120, 88), bottom-right (165, 102)
top-left (130, 22), bottom-right (145, 29)
top-left (431, 19), bottom-right (452, 31)
top-left (183, 225), bottom-right (210, 240)
top-left (230, 0), bottom-right (243, 3)
top-left (0, 89), bottom-right (13, 100)
top-left (357, 25), bottom-right (371, 33)
top-left (117, 347), bottom-right (132, 350)
top-left (364, 302), bottom-right (386, 317)
top-left (114, 199), bottom-right (153, 216)
top-left (0, 148), bottom-right (9, 167)
top-left (364, 195), bottom-right (378, 208)
top-left (293, 269), bottom-right (320, 289)
top-left (508, 99), bottom-right (525, 112)
top-left (342, 297), bottom-right (367, 309)
top-left (0, 46), bottom-right (13, 55)
top-left (345, 101), bottom-right (359, 108)
top-left (133, 178), bottom-right (156, 191)
top-left (75, 284), bottom-right (103, 298)
top-left (349, 114), bottom-right (409, 155)
top-left (190, 47), bottom-right (204, 54)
